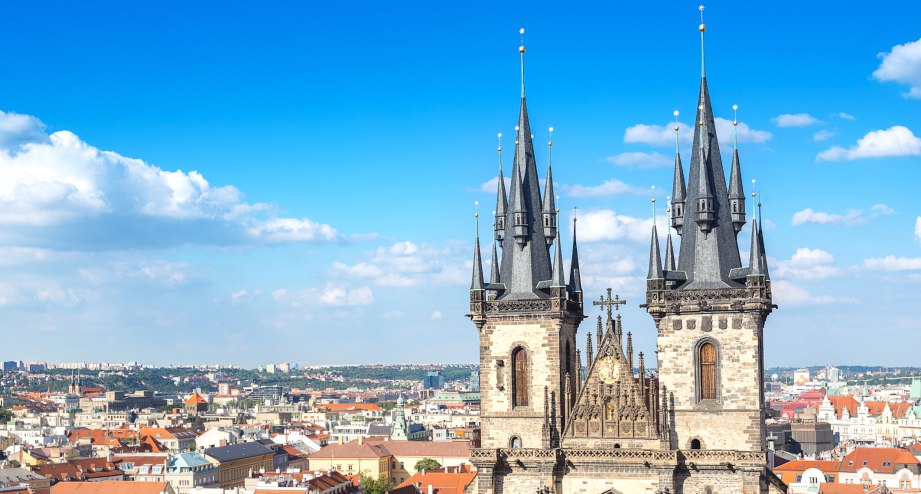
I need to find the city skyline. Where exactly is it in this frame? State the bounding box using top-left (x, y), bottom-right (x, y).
top-left (0, 1), bottom-right (919, 366)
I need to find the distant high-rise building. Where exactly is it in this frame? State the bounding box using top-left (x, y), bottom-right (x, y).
top-left (825, 365), bottom-right (840, 383)
top-left (1, 361), bottom-right (16, 372)
top-left (794, 368), bottom-right (811, 386)
top-left (468, 369), bottom-right (480, 392)
top-left (265, 363), bottom-right (277, 374)
top-left (423, 370), bottom-right (444, 390)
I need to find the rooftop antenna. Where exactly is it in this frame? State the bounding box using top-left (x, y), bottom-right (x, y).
top-left (519, 28), bottom-right (526, 98)
top-left (699, 5), bottom-right (707, 78)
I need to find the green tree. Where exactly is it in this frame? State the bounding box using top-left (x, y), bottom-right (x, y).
top-left (358, 473), bottom-right (394, 494)
top-left (414, 458), bottom-right (441, 472)
top-left (0, 408), bottom-right (11, 423)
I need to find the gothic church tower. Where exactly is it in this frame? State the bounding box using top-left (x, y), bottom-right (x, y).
top-left (468, 31), bottom-right (585, 492)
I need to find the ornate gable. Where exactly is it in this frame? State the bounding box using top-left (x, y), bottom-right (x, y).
top-left (563, 312), bottom-right (662, 444)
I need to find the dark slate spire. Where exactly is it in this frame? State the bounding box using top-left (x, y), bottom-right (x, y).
top-left (748, 218), bottom-right (764, 276)
top-left (494, 135), bottom-right (507, 242)
top-left (542, 131), bottom-right (557, 247)
top-left (496, 31), bottom-right (553, 300)
top-left (665, 232), bottom-right (676, 271)
top-left (551, 222), bottom-right (566, 288)
top-left (728, 105), bottom-right (746, 233)
top-left (568, 216), bottom-right (583, 294)
top-left (489, 236), bottom-right (500, 286)
top-left (471, 212), bottom-right (485, 291)
top-left (670, 111), bottom-right (687, 234)
top-left (757, 200), bottom-right (770, 279)
top-left (674, 13), bottom-right (743, 289)
top-left (647, 223), bottom-right (664, 280)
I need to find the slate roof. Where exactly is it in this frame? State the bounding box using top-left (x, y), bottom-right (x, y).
top-left (204, 442), bottom-right (273, 462)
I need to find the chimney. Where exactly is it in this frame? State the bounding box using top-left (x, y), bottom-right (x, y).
top-left (428, 485), bottom-right (433, 494)
top-left (358, 436), bottom-right (363, 445)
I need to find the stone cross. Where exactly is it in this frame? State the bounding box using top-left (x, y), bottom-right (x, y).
top-left (593, 288), bottom-right (626, 320)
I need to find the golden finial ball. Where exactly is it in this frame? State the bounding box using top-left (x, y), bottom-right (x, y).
top-left (699, 23), bottom-right (706, 32)
top-left (674, 125), bottom-right (680, 132)
top-left (497, 146), bottom-right (502, 152)
top-left (519, 45), bottom-right (526, 53)
top-left (548, 141), bottom-right (553, 147)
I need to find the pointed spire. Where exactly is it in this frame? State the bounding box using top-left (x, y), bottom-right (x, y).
top-left (665, 206), bottom-right (677, 271)
top-left (759, 200), bottom-right (770, 280)
top-left (551, 213), bottom-right (566, 288)
top-left (596, 316), bottom-right (603, 348)
top-left (471, 205), bottom-right (485, 291)
top-left (626, 331), bottom-right (634, 376)
top-left (675, 4), bottom-right (744, 289)
top-left (568, 213), bottom-right (583, 294)
top-left (648, 189), bottom-right (664, 280)
top-left (586, 331), bottom-right (593, 366)
top-left (494, 133), bottom-right (507, 242)
top-left (670, 110), bottom-right (687, 234)
top-left (542, 127), bottom-right (557, 247)
top-left (638, 352), bottom-right (646, 408)
top-left (748, 217), bottom-right (764, 276)
top-left (728, 104), bottom-right (746, 233)
top-left (489, 234), bottom-right (500, 286)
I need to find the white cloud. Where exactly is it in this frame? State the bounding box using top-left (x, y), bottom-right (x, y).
top-left (791, 204), bottom-right (894, 226)
top-left (817, 126), bottom-right (921, 161)
top-left (773, 113), bottom-right (822, 127)
top-left (332, 240), bottom-right (468, 288)
top-left (430, 311), bottom-right (443, 320)
top-left (624, 122), bottom-right (693, 146)
top-left (774, 248), bottom-right (839, 280)
top-left (915, 217), bottom-right (921, 245)
top-left (623, 118), bottom-right (770, 147)
top-left (813, 130), bottom-right (836, 142)
top-left (873, 37), bottom-right (921, 99)
top-left (864, 256), bottom-right (921, 271)
top-left (561, 179), bottom-right (645, 198)
top-left (834, 112), bottom-right (856, 121)
top-left (479, 176), bottom-right (512, 194)
top-left (714, 118), bottom-right (772, 144)
top-left (575, 210), bottom-right (660, 243)
top-left (605, 151), bottom-right (672, 168)
top-left (273, 283), bottom-right (375, 307)
top-left (0, 109), bottom-right (341, 249)
top-left (381, 310), bottom-right (404, 320)
top-left (772, 280), bottom-right (856, 306)
top-left (230, 289), bottom-right (262, 305)
top-left (78, 259), bottom-right (196, 288)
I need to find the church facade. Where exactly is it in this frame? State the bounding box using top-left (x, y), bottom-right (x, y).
top-left (467, 11), bottom-right (786, 494)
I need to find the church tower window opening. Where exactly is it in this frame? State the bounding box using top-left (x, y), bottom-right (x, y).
top-left (512, 347), bottom-right (529, 407)
top-left (698, 340), bottom-right (717, 401)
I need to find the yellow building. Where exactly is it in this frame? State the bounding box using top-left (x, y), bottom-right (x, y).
top-left (204, 442), bottom-right (274, 488)
top-left (306, 437), bottom-right (392, 482)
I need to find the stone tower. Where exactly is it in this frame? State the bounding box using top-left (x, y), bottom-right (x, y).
top-left (643, 9), bottom-right (776, 491)
top-left (467, 31), bottom-right (585, 493)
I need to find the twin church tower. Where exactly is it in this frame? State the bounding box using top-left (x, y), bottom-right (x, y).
top-left (467, 9), bottom-right (784, 494)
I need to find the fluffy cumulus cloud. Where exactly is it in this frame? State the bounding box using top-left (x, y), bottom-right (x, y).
top-left (774, 248), bottom-right (839, 280)
top-left (834, 112), bottom-right (856, 121)
top-left (864, 256), bottom-right (921, 272)
top-left (817, 126), bottom-right (921, 161)
top-left (792, 204), bottom-right (894, 226)
top-left (771, 280), bottom-right (856, 306)
top-left (78, 259), bottom-right (198, 288)
top-left (873, 37), bottom-right (921, 99)
top-left (624, 118), bottom-right (770, 147)
top-left (0, 110), bottom-right (340, 250)
top-left (773, 113), bottom-right (822, 127)
top-left (813, 130), bottom-right (836, 142)
top-left (605, 151), bottom-right (672, 168)
top-left (479, 176), bottom-right (511, 194)
top-left (561, 179), bottom-right (646, 198)
top-left (272, 283), bottom-right (375, 307)
top-left (574, 210), bottom-right (659, 243)
top-left (332, 240), bottom-right (468, 288)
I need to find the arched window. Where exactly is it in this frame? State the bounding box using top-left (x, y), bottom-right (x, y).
top-left (699, 342), bottom-right (717, 400)
top-left (512, 347), bottom-right (529, 407)
top-left (691, 439), bottom-right (701, 450)
top-left (509, 436), bottom-right (521, 448)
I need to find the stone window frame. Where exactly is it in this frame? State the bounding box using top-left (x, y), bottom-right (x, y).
top-left (509, 435), bottom-right (522, 448)
top-left (510, 342), bottom-right (532, 410)
top-left (693, 337), bottom-right (721, 406)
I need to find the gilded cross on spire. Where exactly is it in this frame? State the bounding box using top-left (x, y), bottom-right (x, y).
top-left (593, 288), bottom-right (626, 320)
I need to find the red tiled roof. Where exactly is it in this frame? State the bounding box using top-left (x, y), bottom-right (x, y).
top-left (839, 447), bottom-right (920, 473)
top-left (396, 467), bottom-right (477, 494)
top-left (185, 391), bottom-right (208, 405)
top-left (50, 482), bottom-right (171, 494)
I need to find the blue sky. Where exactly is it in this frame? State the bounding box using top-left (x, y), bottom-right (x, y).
top-left (0, 1), bottom-right (919, 368)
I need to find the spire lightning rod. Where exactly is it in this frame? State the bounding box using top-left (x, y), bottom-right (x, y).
top-left (673, 110), bottom-right (680, 154)
top-left (651, 185), bottom-right (657, 223)
top-left (732, 104), bottom-right (739, 151)
top-left (699, 5), bottom-right (706, 78)
top-left (497, 132), bottom-right (503, 170)
top-left (519, 28), bottom-right (526, 98)
top-left (475, 201), bottom-right (480, 238)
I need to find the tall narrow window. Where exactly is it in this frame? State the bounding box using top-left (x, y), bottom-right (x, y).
top-left (699, 342), bottom-right (717, 400)
top-left (512, 347), bottom-right (529, 407)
